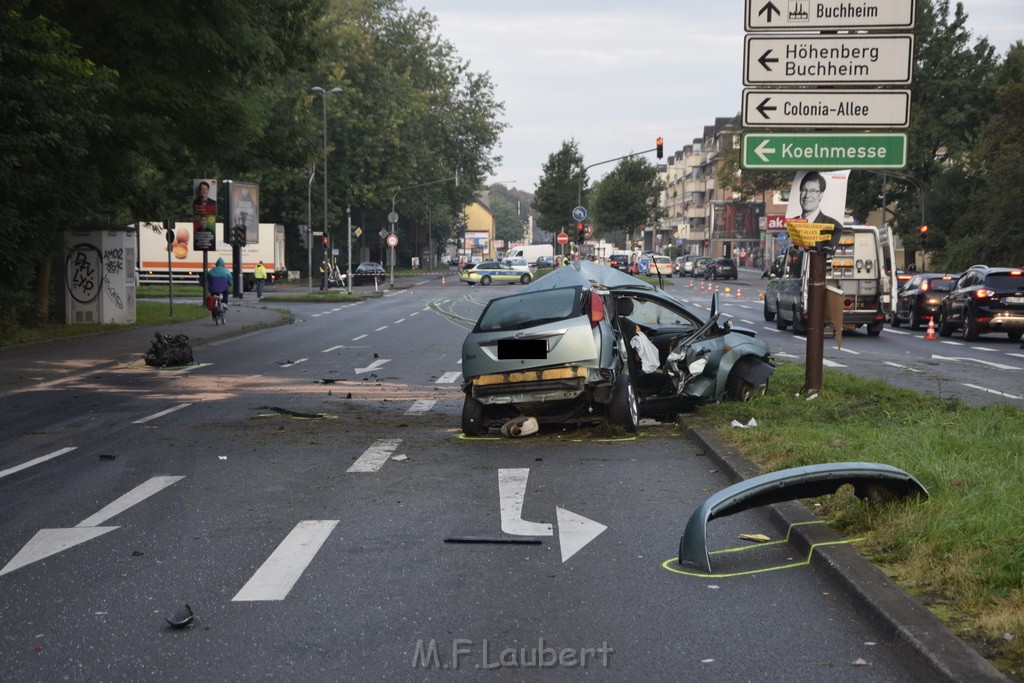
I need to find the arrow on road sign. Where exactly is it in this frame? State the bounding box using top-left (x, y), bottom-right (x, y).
top-left (0, 476), bottom-right (184, 576)
top-left (360, 358), bottom-right (391, 374)
top-left (755, 97), bottom-right (777, 119)
top-left (498, 468), bottom-right (606, 562)
top-left (757, 1), bottom-right (780, 23)
top-left (757, 49), bottom-right (778, 71)
top-left (754, 139), bottom-right (775, 163)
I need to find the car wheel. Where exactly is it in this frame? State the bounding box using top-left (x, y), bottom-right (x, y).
top-left (1009, 331), bottom-right (1023, 341)
top-left (520, 273), bottom-right (532, 285)
top-left (461, 395), bottom-right (489, 436)
top-left (792, 306), bottom-right (807, 335)
top-left (776, 309), bottom-right (789, 330)
top-left (938, 311), bottom-right (954, 337)
top-left (866, 320), bottom-right (883, 337)
top-left (481, 275), bottom-right (492, 286)
top-left (763, 299), bottom-right (776, 321)
top-left (910, 306), bottom-right (925, 331)
top-left (607, 375), bottom-right (639, 433)
top-left (890, 309), bottom-right (901, 328)
top-left (727, 372), bottom-right (767, 401)
top-left (963, 310), bottom-right (980, 341)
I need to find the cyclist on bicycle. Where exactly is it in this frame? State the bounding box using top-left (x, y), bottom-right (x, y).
top-left (207, 257), bottom-right (232, 306)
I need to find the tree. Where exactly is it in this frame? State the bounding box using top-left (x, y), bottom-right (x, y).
top-left (486, 184), bottom-right (527, 245)
top-left (533, 140), bottom-right (586, 235)
top-left (591, 157), bottom-right (666, 246)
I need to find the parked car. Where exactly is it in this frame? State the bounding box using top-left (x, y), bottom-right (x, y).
top-left (703, 258), bottom-right (738, 280)
top-left (460, 261), bottom-right (775, 435)
top-left (891, 272), bottom-right (960, 330)
top-left (672, 256), bottom-right (688, 276)
top-left (937, 265), bottom-right (1024, 340)
top-left (692, 256), bottom-right (712, 277)
top-left (536, 255), bottom-right (555, 269)
top-left (352, 262), bottom-right (386, 286)
top-left (608, 253), bottom-right (631, 272)
top-left (459, 260), bottom-right (533, 286)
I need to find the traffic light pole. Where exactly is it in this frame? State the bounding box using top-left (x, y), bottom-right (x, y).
top-left (388, 171), bottom-right (459, 287)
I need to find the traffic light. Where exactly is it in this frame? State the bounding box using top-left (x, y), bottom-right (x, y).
top-left (322, 235), bottom-right (329, 248)
top-left (231, 224), bottom-right (246, 246)
top-left (919, 224), bottom-right (928, 248)
top-left (576, 223), bottom-right (585, 244)
top-left (656, 137), bottom-right (664, 159)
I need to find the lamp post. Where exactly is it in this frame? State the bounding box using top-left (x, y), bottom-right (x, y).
top-left (311, 85), bottom-right (342, 287)
top-left (307, 166), bottom-right (315, 292)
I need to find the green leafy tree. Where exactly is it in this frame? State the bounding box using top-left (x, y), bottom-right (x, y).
top-left (486, 184), bottom-right (527, 245)
top-left (533, 140), bottom-right (586, 235)
top-left (590, 157), bottom-right (666, 245)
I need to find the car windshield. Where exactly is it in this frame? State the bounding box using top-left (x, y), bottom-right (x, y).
top-left (476, 286), bottom-right (582, 332)
top-left (984, 274), bottom-right (1024, 291)
top-left (928, 278), bottom-right (956, 292)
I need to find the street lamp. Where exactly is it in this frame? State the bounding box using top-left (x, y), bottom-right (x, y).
top-left (311, 86), bottom-right (342, 288)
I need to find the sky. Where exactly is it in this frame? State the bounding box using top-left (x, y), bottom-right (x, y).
top-left (414, 0), bottom-right (1023, 193)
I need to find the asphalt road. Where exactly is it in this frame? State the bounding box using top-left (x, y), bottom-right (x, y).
top-left (0, 274), bottom-right (1007, 680)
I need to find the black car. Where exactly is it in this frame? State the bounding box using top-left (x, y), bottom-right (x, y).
top-left (352, 262), bottom-right (386, 285)
top-left (937, 265), bottom-right (1024, 340)
top-left (608, 253), bottom-right (631, 272)
top-left (703, 258), bottom-right (737, 280)
top-left (536, 255), bottom-right (555, 269)
top-left (891, 272), bottom-right (959, 330)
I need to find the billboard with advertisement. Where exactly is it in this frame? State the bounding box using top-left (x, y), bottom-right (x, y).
top-left (192, 178), bottom-right (218, 253)
top-left (228, 181), bottom-right (260, 245)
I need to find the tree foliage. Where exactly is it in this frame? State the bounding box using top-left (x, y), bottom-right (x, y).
top-left (533, 140), bottom-right (586, 235)
top-left (590, 157), bottom-right (666, 245)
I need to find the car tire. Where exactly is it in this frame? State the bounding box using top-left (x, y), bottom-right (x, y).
top-left (866, 320), bottom-right (883, 337)
top-left (792, 306), bottom-right (807, 335)
top-left (520, 273), bottom-right (532, 285)
top-left (776, 309), bottom-right (789, 330)
top-left (909, 306), bottom-right (924, 331)
top-left (607, 375), bottom-right (639, 433)
top-left (763, 300), bottom-right (776, 321)
top-left (890, 310), bottom-right (901, 328)
top-left (461, 395), bottom-right (489, 436)
top-left (727, 371), bottom-right (767, 401)
top-left (938, 311), bottom-right (954, 337)
top-left (1009, 331), bottom-right (1023, 341)
top-left (963, 310), bottom-right (980, 341)
top-left (481, 275), bottom-right (492, 286)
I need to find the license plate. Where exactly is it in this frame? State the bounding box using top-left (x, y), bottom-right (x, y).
top-left (497, 339), bottom-right (547, 360)
top-left (1005, 296), bottom-right (1024, 304)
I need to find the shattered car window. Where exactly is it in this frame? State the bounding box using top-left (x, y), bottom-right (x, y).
top-left (476, 286), bottom-right (582, 332)
top-left (628, 298), bottom-right (698, 328)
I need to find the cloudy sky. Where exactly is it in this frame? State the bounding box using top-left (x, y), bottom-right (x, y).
top-left (415, 0), bottom-right (1023, 192)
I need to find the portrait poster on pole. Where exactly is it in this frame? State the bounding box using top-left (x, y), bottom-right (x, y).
top-left (192, 178), bottom-right (218, 252)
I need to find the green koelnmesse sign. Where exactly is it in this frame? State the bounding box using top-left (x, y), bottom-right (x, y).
top-left (741, 132), bottom-right (907, 169)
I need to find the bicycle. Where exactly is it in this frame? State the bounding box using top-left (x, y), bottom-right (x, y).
top-left (206, 293), bottom-right (228, 325)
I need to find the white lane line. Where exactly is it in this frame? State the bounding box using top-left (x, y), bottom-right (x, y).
top-left (162, 363), bottom-right (213, 374)
top-left (0, 447), bottom-right (77, 481)
top-left (347, 438), bottom-right (403, 473)
top-left (280, 358), bottom-right (308, 368)
top-left (410, 311), bottom-right (420, 317)
top-left (823, 359), bottom-right (847, 368)
top-left (76, 475), bottom-right (186, 527)
top-left (406, 400), bottom-right (436, 415)
top-left (499, 468), bottom-right (553, 537)
top-left (839, 347), bottom-right (861, 355)
top-left (133, 402), bottom-right (193, 424)
top-left (1007, 353), bottom-right (1024, 360)
top-left (232, 520), bottom-right (339, 601)
top-left (394, 318), bottom-right (405, 324)
top-left (970, 346), bottom-right (996, 352)
top-left (436, 371), bottom-right (462, 384)
top-left (375, 326), bottom-right (388, 332)
top-left (886, 328), bottom-right (912, 336)
top-left (323, 345), bottom-right (344, 353)
top-left (884, 361), bottom-right (921, 373)
top-left (352, 334), bottom-right (367, 341)
top-left (962, 384), bottom-right (1022, 400)
top-left (940, 340), bottom-right (959, 346)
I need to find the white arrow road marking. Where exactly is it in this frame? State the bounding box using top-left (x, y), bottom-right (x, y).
top-left (133, 403), bottom-right (193, 424)
top-left (0, 527), bottom-right (118, 576)
top-left (436, 371), bottom-right (461, 384)
top-left (280, 358), bottom-right (308, 368)
top-left (232, 520), bottom-right (339, 601)
top-left (0, 476), bottom-right (184, 576)
top-left (754, 139), bottom-right (775, 162)
top-left (499, 469), bottom-right (552, 537)
top-left (0, 447), bottom-right (76, 481)
top-left (823, 359), bottom-right (847, 368)
top-left (931, 354), bottom-right (1020, 371)
top-left (406, 400), bottom-right (436, 415)
top-left (77, 476), bottom-right (185, 527)
top-left (355, 358), bottom-right (390, 374)
top-left (556, 507), bottom-right (607, 562)
top-left (347, 438), bottom-right (402, 473)
top-left (962, 383), bottom-right (1022, 400)
top-left (884, 361), bottom-right (921, 373)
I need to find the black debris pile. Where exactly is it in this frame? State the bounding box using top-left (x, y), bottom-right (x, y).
top-left (144, 332), bottom-right (194, 368)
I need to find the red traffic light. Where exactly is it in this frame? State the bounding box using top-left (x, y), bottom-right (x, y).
top-left (919, 225), bottom-right (928, 235)
top-left (656, 137), bottom-right (664, 159)
top-left (322, 236), bottom-right (328, 245)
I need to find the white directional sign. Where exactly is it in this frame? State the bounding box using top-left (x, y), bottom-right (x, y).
top-left (742, 88), bottom-right (911, 128)
top-left (744, 34), bottom-right (914, 86)
top-left (745, 0), bottom-right (916, 31)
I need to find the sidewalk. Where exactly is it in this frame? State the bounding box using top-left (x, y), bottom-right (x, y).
top-left (0, 297), bottom-right (294, 393)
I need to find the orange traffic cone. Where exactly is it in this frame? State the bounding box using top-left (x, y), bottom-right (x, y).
top-left (736, 288), bottom-right (742, 299)
top-left (688, 279), bottom-right (694, 289)
top-left (441, 275), bottom-right (446, 285)
top-left (699, 281), bottom-right (705, 292)
top-left (924, 317), bottom-right (937, 340)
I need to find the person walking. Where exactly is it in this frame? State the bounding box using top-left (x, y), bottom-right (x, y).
top-left (254, 260), bottom-right (268, 300)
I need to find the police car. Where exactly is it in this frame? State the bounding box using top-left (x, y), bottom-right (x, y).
top-left (459, 260), bottom-right (534, 285)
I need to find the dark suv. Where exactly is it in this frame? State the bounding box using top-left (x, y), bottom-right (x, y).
top-left (937, 265), bottom-right (1024, 340)
top-left (891, 272), bottom-right (960, 330)
top-left (609, 253), bottom-right (631, 272)
top-left (703, 258), bottom-right (737, 280)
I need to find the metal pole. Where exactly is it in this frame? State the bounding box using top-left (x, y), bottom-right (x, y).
top-left (307, 167), bottom-right (314, 293)
top-left (312, 86), bottom-right (342, 288)
top-left (346, 205), bottom-right (352, 294)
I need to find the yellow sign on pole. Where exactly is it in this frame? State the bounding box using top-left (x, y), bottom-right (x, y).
top-left (785, 220), bottom-right (836, 249)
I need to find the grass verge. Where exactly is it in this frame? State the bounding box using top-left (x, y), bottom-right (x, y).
top-left (688, 361), bottom-right (1024, 675)
top-left (0, 301), bottom-right (210, 346)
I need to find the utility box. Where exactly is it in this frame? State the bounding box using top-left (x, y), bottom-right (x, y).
top-left (65, 226), bottom-right (137, 325)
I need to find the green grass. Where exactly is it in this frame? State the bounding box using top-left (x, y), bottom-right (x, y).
top-left (0, 300), bottom-right (210, 346)
top-left (690, 362), bottom-right (1024, 673)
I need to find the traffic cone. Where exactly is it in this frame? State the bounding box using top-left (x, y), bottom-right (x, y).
top-left (699, 281), bottom-right (705, 292)
top-left (924, 317), bottom-right (937, 340)
top-left (688, 279), bottom-right (694, 289)
top-left (441, 275), bottom-right (446, 285)
top-left (736, 288), bottom-right (742, 299)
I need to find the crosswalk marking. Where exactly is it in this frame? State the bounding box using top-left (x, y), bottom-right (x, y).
top-left (436, 371), bottom-right (461, 384)
top-left (406, 400), bottom-right (436, 415)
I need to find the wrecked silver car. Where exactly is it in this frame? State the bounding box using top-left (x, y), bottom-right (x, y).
top-left (460, 261), bottom-right (775, 435)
